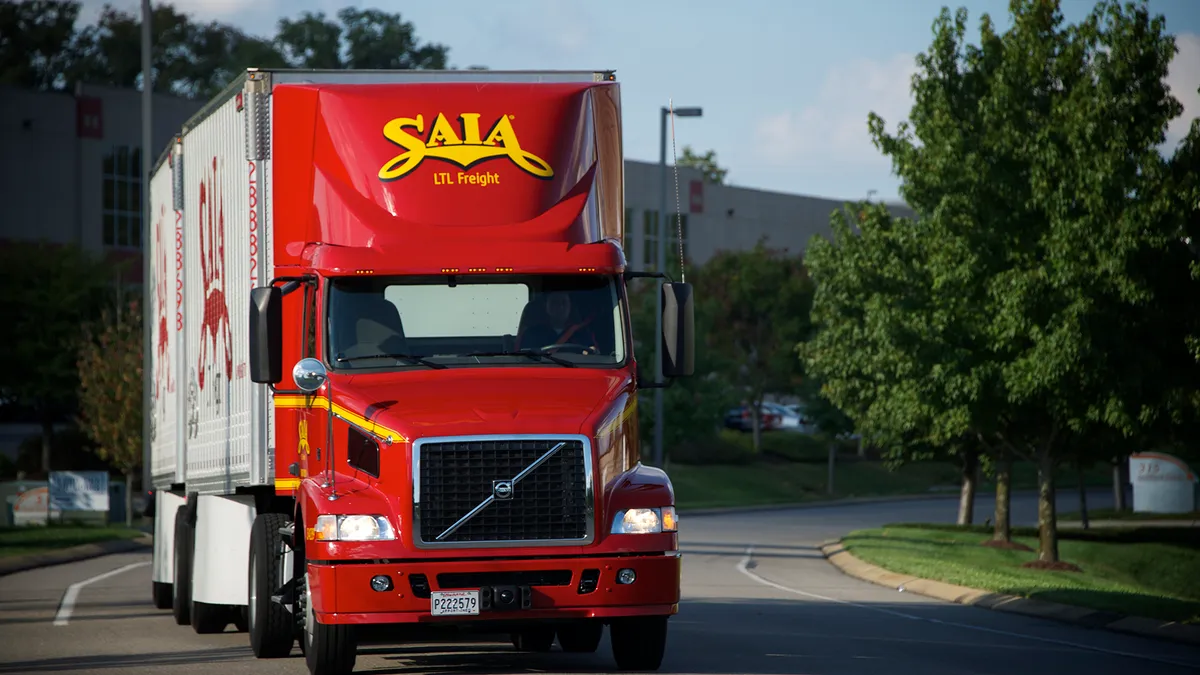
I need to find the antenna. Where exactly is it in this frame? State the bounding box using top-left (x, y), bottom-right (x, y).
top-left (668, 99), bottom-right (687, 284)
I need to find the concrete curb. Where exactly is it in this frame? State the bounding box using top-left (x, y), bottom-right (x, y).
top-left (0, 533), bottom-right (153, 577)
top-left (819, 539), bottom-right (1200, 648)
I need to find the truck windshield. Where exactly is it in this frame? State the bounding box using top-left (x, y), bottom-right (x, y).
top-left (326, 274), bottom-right (627, 370)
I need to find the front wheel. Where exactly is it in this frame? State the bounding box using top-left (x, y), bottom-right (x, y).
top-left (248, 513), bottom-right (295, 658)
top-left (610, 615), bottom-right (668, 671)
top-left (304, 572), bottom-right (357, 675)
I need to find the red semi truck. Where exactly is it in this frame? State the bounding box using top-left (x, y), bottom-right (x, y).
top-left (145, 68), bottom-right (696, 675)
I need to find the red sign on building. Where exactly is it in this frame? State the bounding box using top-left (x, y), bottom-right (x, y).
top-left (689, 179), bottom-right (703, 214)
top-left (76, 96), bottom-right (104, 139)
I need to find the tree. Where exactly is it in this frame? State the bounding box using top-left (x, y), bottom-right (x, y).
top-left (77, 298), bottom-right (143, 527)
top-left (857, 0), bottom-right (1200, 565)
top-left (699, 240), bottom-right (814, 451)
top-left (0, 242), bottom-right (116, 475)
top-left (627, 260), bottom-right (741, 458)
top-left (275, 7), bottom-right (448, 70)
top-left (0, 0), bottom-right (83, 89)
top-left (677, 146), bottom-right (727, 185)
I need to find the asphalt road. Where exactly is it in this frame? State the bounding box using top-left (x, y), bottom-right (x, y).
top-left (2, 488), bottom-right (1198, 675)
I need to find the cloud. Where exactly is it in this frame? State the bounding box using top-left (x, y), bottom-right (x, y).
top-left (1166, 32), bottom-right (1200, 149)
top-left (752, 53), bottom-right (918, 169)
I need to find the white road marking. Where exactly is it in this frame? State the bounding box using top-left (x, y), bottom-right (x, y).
top-left (736, 545), bottom-right (1197, 669)
top-left (53, 561), bottom-right (150, 626)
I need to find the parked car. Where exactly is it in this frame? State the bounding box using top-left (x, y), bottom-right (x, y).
top-left (723, 404), bottom-right (783, 432)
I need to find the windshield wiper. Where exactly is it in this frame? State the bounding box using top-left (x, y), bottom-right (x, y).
top-left (335, 353), bottom-right (448, 369)
top-left (460, 349), bottom-right (577, 367)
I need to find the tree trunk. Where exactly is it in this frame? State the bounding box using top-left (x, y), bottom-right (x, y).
top-left (1077, 462), bottom-right (1089, 529)
top-left (993, 450), bottom-right (1012, 542)
top-left (957, 447), bottom-right (978, 526)
top-left (1112, 455), bottom-right (1128, 512)
top-left (40, 418), bottom-right (53, 475)
top-left (125, 471), bottom-right (134, 528)
top-left (1036, 448), bottom-right (1059, 563)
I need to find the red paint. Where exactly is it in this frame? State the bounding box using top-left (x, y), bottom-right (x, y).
top-left (689, 179), bottom-right (703, 214)
top-left (197, 156), bottom-right (232, 391)
top-left (153, 200), bottom-right (172, 404)
top-left (76, 96), bottom-right (103, 139)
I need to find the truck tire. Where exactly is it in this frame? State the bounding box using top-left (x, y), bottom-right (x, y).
top-left (171, 508), bottom-right (193, 626)
top-left (248, 512), bottom-right (295, 658)
top-left (610, 615), bottom-right (668, 671)
top-left (511, 626), bottom-right (555, 652)
top-left (557, 620), bottom-right (603, 653)
top-left (152, 581), bottom-right (173, 610)
top-left (304, 571), bottom-right (356, 675)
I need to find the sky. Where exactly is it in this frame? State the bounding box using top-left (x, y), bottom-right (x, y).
top-left (79, 0), bottom-right (1200, 204)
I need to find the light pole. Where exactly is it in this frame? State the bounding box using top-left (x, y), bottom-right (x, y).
top-left (653, 105), bottom-right (702, 468)
top-left (140, 0), bottom-right (153, 502)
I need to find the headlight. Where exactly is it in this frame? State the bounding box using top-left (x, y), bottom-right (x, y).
top-left (312, 514), bottom-right (396, 541)
top-left (610, 507), bottom-right (677, 534)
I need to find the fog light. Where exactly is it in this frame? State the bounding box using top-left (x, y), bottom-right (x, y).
top-left (616, 568), bottom-right (636, 585)
top-left (370, 575), bottom-right (393, 592)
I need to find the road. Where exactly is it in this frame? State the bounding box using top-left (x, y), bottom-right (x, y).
top-left (1, 488), bottom-right (1198, 675)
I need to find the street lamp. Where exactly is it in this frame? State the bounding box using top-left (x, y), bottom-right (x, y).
top-left (140, 0), bottom-right (153, 500)
top-left (653, 105), bottom-right (702, 468)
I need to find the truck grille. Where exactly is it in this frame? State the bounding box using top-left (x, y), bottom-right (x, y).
top-left (413, 436), bottom-right (592, 546)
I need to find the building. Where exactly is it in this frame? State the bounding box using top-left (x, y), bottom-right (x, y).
top-left (1, 81), bottom-right (912, 278)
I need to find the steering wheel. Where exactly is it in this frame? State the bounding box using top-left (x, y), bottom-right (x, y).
top-left (539, 342), bottom-right (596, 355)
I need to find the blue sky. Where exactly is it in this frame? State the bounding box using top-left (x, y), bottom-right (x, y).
top-left (83, 0), bottom-right (1200, 203)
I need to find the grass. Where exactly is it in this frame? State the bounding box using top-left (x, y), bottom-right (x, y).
top-left (0, 524), bottom-right (142, 558)
top-left (841, 523), bottom-right (1200, 623)
top-left (1058, 508), bottom-right (1200, 522)
top-left (668, 459), bottom-right (962, 510)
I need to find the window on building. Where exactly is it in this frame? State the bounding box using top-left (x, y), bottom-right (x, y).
top-left (102, 146), bottom-right (143, 248)
top-left (642, 211), bottom-right (689, 272)
top-left (642, 210), bottom-right (659, 270)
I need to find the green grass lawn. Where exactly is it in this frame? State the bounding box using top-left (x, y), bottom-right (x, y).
top-left (0, 525), bottom-right (143, 558)
top-left (669, 459), bottom-right (962, 510)
top-left (841, 523), bottom-right (1200, 623)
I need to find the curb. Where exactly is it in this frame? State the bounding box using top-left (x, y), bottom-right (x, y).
top-left (819, 540), bottom-right (1200, 648)
top-left (0, 533), bottom-right (154, 577)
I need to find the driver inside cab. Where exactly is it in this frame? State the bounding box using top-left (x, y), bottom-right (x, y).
top-left (517, 290), bottom-right (600, 354)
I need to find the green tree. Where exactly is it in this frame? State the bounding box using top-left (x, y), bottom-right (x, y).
top-left (839, 0), bottom-right (1200, 565)
top-left (677, 146), bottom-right (728, 185)
top-left (0, 242), bottom-right (115, 475)
top-left (0, 0), bottom-right (83, 89)
top-left (699, 240), bottom-right (814, 451)
top-left (275, 7), bottom-right (448, 70)
top-left (77, 298), bottom-right (143, 526)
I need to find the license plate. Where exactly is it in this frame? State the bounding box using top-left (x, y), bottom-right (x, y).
top-left (430, 590), bottom-right (480, 616)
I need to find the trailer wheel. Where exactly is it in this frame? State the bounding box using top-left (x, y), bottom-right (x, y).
top-left (557, 620), bottom-right (603, 653)
top-left (304, 571), bottom-right (356, 675)
top-left (511, 626), bottom-right (555, 652)
top-left (171, 507), bottom-right (193, 626)
top-left (249, 512), bottom-right (295, 658)
top-left (152, 581), bottom-right (173, 610)
top-left (610, 615), bottom-right (668, 671)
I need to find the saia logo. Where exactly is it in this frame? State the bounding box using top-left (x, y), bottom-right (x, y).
top-left (378, 113), bottom-right (554, 181)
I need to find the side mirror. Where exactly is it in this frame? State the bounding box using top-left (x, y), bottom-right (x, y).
top-left (661, 281), bottom-right (694, 378)
top-left (249, 286), bottom-right (283, 384)
top-left (293, 358), bottom-right (328, 393)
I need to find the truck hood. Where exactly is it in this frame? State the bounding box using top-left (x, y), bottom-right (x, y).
top-left (328, 367), bottom-right (631, 442)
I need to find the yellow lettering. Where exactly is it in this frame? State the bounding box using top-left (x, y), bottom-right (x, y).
top-left (378, 112), bottom-right (554, 181)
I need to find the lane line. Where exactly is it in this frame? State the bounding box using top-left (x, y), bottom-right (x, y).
top-left (735, 545), bottom-right (1197, 670)
top-left (53, 561), bottom-right (150, 626)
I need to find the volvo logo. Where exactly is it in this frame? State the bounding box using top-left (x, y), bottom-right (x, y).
top-left (492, 480), bottom-right (514, 500)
